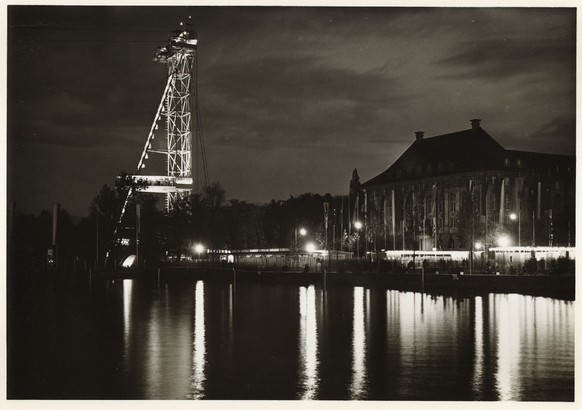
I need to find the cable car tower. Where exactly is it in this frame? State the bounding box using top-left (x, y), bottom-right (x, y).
top-left (118, 18), bottom-right (208, 222)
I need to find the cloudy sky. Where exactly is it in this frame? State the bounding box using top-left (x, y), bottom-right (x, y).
top-left (7, 6), bottom-right (576, 216)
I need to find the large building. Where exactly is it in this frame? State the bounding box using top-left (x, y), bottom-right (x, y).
top-left (361, 119), bottom-right (575, 253)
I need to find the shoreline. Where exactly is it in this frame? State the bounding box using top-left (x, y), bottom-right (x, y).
top-left (83, 266), bottom-right (575, 300)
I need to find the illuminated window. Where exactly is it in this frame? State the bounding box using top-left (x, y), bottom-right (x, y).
top-left (517, 159), bottom-right (523, 168)
top-left (504, 158), bottom-right (510, 167)
top-left (449, 193), bottom-right (456, 212)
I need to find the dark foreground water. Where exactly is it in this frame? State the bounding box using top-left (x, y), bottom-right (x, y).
top-left (8, 274), bottom-right (574, 400)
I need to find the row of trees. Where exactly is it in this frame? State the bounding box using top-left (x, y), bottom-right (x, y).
top-left (10, 179), bottom-right (359, 273)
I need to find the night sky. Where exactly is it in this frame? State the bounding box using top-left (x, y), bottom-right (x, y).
top-left (7, 6), bottom-right (576, 217)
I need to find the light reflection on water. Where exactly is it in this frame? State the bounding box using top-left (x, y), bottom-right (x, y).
top-left (472, 296), bottom-right (484, 400)
top-left (349, 287), bottom-right (367, 399)
top-left (298, 285), bottom-right (319, 399)
top-left (122, 279), bottom-right (132, 373)
top-left (117, 280), bottom-right (573, 401)
top-left (187, 280), bottom-right (206, 399)
top-left (490, 294), bottom-right (574, 401)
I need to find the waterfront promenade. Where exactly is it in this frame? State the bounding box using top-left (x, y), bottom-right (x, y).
top-left (87, 266), bottom-right (575, 300)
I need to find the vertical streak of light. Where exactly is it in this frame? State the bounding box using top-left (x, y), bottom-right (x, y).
top-left (350, 287), bottom-right (367, 399)
top-left (495, 294), bottom-right (522, 401)
top-left (298, 286), bottom-right (319, 399)
top-left (188, 280), bottom-right (206, 399)
top-left (472, 296), bottom-right (484, 399)
top-left (123, 280), bottom-right (133, 373)
top-left (145, 300), bottom-right (161, 395)
top-left (229, 283), bottom-right (234, 350)
top-left (366, 289), bottom-right (371, 337)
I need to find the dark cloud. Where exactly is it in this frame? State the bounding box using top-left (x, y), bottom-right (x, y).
top-left (525, 116), bottom-right (576, 154)
top-left (437, 38), bottom-right (575, 80)
top-left (202, 55), bottom-right (406, 149)
top-left (7, 6), bottom-right (576, 216)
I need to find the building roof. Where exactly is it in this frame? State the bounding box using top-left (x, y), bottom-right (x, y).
top-left (362, 122), bottom-right (575, 188)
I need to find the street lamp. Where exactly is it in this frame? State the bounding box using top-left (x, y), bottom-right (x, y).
top-left (305, 242), bottom-right (316, 271)
top-left (194, 243), bottom-right (205, 261)
top-left (354, 221), bottom-right (362, 259)
top-left (305, 242), bottom-right (316, 253)
top-left (509, 212), bottom-right (521, 246)
top-left (474, 241), bottom-right (483, 271)
top-left (295, 227), bottom-right (307, 248)
top-left (295, 227), bottom-right (307, 270)
top-left (496, 235), bottom-right (511, 274)
top-left (497, 235), bottom-right (511, 247)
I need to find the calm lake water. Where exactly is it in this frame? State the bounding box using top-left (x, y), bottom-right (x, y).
top-left (8, 274), bottom-right (574, 400)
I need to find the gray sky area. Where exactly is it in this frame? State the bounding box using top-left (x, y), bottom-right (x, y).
top-left (7, 6), bottom-right (576, 216)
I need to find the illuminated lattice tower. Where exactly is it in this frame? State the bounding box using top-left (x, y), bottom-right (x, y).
top-left (119, 19), bottom-right (206, 220)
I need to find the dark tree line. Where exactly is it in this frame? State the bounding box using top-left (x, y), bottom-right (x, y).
top-left (9, 180), bottom-right (348, 273)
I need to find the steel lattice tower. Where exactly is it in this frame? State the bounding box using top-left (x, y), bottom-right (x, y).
top-left (118, 19), bottom-right (208, 222)
top-left (162, 39), bottom-right (194, 210)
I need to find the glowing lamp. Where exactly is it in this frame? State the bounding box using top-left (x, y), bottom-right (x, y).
top-left (305, 242), bottom-right (316, 253)
top-left (497, 235), bottom-right (511, 247)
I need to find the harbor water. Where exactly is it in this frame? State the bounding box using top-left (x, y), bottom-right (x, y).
top-left (8, 274), bottom-right (575, 400)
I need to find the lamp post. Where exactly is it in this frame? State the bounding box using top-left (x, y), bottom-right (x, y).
top-left (194, 243), bottom-right (205, 262)
top-left (475, 241), bottom-right (483, 271)
top-left (305, 242), bottom-right (316, 271)
top-left (295, 227), bottom-right (307, 270)
top-left (354, 221), bottom-right (362, 259)
top-left (497, 234), bottom-right (511, 274)
top-left (510, 212), bottom-right (520, 246)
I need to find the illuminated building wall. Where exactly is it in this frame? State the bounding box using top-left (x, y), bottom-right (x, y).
top-left (361, 119), bottom-right (575, 252)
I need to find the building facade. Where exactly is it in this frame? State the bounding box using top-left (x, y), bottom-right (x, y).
top-left (361, 119), bottom-right (575, 253)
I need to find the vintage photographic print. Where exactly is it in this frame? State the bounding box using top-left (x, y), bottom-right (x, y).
top-left (6, 4), bottom-right (575, 402)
